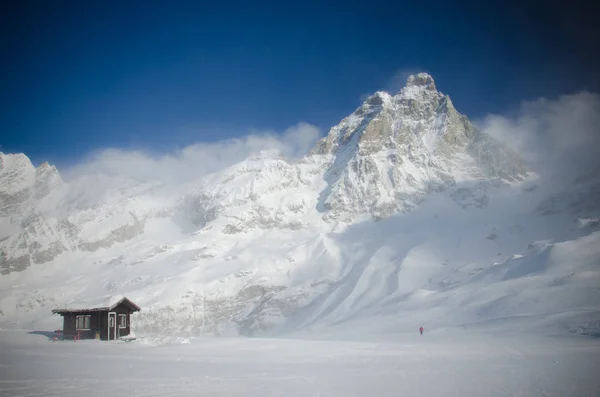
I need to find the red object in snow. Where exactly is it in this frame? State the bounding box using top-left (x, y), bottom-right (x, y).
top-left (419, 327), bottom-right (424, 335)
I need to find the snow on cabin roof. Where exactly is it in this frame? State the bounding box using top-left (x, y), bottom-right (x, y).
top-left (51, 295), bottom-right (141, 314)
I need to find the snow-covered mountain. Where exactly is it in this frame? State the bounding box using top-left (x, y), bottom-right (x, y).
top-left (311, 73), bottom-right (528, 221)
top-left (1, 73), bottom-right (598, 339)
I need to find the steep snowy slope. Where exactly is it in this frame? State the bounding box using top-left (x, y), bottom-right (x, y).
top-left (0, 153), bottom-right (65, 273)
top-left (1, 73), bottom-right (598, 339)
top-left (0, 153), bottom-right (180, 275)
top-left (310, 72), bottom-right (529, 221)
top-left (283, 191), bottom-right (600, 340)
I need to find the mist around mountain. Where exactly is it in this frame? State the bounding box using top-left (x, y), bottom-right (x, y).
top-left (1, 73), bottom-right (599, 340)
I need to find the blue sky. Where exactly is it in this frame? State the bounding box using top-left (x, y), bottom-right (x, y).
top-left (1, 0), bottom-right (598, 167)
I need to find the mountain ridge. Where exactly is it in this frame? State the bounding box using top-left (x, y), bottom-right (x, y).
top-left (1, 73), bottom-right (598, 339)
top-left (1, 73), bottom-right (530, 273)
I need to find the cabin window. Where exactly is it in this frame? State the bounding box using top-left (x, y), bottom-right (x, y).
top-left (118, 314), bottom-right (127, 328)
top-left (76, 315), bottom-right (91, 330)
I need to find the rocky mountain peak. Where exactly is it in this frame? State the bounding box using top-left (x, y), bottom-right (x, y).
top-left (0, 151), bottom-right (63, 218)
top-left (405, 72), bottom-right (436, 90)
top-left (307, 73), bottom-right (530, 221)
top-left (395, 73), bottom-right (444, 106)
top-left (309, 73), bottom-right (450, 158)
top-left (34, 160), bottom-right (63, 200)
top-left (0, 152), bottom-right (34, 174)
top-left (0, 152), bottom-right (36, 200)
top-left (0, 73), bottom-right (529, 275)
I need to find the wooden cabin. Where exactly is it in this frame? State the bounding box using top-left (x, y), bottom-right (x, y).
top-left (52, 295), bottom-right (141, 341)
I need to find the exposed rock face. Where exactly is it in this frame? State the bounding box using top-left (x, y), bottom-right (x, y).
top-left (310, 72), bottom-right (529, 221)
top-left (2, 72), bottom-right (600, 342)
top-left (6, 73), bottom-right (580, 339)
top-left (0, 153), bottom-right (168, 274)
top-left (0, 73), bottom-right (530, 274)
top-left (0, 154), bottom-right (67, 274)
top-left (0, 153), bottom-right (37, 216)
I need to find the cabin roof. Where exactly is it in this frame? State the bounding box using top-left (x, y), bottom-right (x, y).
top-left (51, 295), bottom-right (141, 314)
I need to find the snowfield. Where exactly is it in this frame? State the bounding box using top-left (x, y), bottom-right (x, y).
top-left (2, 72), bottom-right (600, 396)
top-left (1, 330), bottom-right (599, 397)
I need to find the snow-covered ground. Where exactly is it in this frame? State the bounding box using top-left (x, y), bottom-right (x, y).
top-left (1, 329), bottom-right (599, 396)
top-left (2, 73), bottom-right (599, 339)
top-left (2, 73), bottom-right (599, 395)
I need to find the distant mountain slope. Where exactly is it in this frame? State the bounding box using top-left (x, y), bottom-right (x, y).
top-left (1, 73), bottom-right (598, 338)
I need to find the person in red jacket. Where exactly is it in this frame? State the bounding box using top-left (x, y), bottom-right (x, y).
top-left (419, 326), bottom-right (424, 335)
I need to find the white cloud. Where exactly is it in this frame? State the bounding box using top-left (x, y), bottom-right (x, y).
top-left (476, 91), bottom-right (600, 183)
top-left (64, 122), bottom-right (322, 185)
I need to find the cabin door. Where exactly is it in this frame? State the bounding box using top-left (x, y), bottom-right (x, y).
top-left (108, 312), bottom-right (117, 340)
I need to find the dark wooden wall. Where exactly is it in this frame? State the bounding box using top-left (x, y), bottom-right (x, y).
top-left (59, 303), bottom-right (136, 341)
top-left (62, 311), bottom-right (103, 339)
